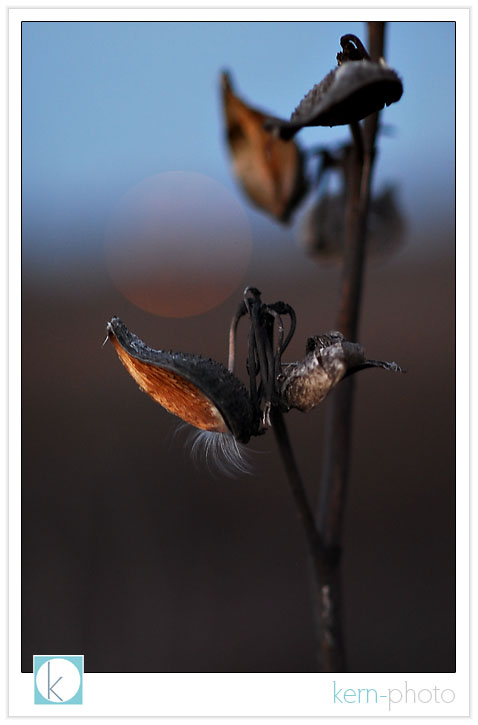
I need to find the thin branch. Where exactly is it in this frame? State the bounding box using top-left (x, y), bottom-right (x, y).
top-left (270, 406), bottom-right (346, 672)
top-left (270, 406), bottom-right (321, 555)
top-left (266, 24), bottom-right (387, 672)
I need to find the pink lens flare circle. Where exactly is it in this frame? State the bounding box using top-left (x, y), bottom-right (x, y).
top-left (105, 171), bottom-right (252, 318)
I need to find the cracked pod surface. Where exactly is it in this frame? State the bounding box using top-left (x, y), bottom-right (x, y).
top-left (265, 34), bottom-right (403, 140)
top-left (106, 317), bottom-right (258, 444)
top-left (279, 331), bottom-right (404, 412)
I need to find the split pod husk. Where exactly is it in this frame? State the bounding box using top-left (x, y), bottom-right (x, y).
top-left (221, 71), bottom-right (308, 222)
top-left (106, 317), bottom-right (259, 444)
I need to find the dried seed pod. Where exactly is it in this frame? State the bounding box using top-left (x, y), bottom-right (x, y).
top-left (301, 185), bottom-right (405, 262)
top-left (279, 331), bottom-right (403, 412)
top-left (301, 193), bottom-right (346, 261)
top-left (265, 34), bottom-right (403, 140)
top-left (221, 71), bottom-right (308, 222)
top-left (106, 317), bottom-right (259, 444)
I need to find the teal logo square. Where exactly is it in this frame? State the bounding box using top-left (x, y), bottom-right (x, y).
top-left (33, 655), bottom-right (83, 705)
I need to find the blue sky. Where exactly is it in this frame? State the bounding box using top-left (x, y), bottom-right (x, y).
top-left (22, 21), bottom-right (455, 268)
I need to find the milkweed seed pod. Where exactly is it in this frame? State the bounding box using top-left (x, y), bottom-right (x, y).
top-left (301, 185), bottom-right (405, 262)
top-left (106, 318), bottom-right (261, 473)
top-left (300, 193), bottom-right (346, 261)
top-left (265, 34), bottom-right (403, 141)
top-left (221, 71), bottom-right (308, 222)
top-left (278, 331), bottom-right (404, 412)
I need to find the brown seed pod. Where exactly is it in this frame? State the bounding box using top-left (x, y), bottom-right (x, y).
top-left (301, 185), bottom-right (405, 262)
top-left (265, 34), bottom-right (403, 140)
top-left (279, 331), bottom-right (403, 412)
top-left (106, 317), bottom-right (258, 444)
top-left (221, 71), bottom-right (308, 222)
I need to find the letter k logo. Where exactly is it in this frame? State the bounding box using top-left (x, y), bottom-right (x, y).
top-left (47, 660), bottom-right (63, 701)
top-left (34, 656), bottom-right (83, 705)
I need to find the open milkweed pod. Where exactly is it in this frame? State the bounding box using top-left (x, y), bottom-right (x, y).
top-left (278, 331), bottom-right (404, 412)
top-left (221, 71), bottom-right (308, 222)
top-left (265, 34), bottom-right (403, 141)
top-left (106, 317), bottom-right (260, 454)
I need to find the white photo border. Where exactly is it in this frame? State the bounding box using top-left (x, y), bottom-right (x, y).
top-left (8, 5), bottom-right (470, 718)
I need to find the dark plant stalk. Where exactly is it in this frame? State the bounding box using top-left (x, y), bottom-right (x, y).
top-left (270, 23), bottom-right (387, 672)
top-left (264, 23), bottom-right (390, 673)
top-left (270, 406), bottom-right (320, 555)
top-left (318, 22), bottom-right (386, 549)
top-left (270, 406), bottom-right (345, 672)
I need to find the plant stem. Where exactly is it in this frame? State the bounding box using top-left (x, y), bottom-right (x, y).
top-left (317, 22), bottom-right (386, 551)
top-left (272, 23), bottom-right (386, 672)
top-left (270, 406), bottom-right (320, 555)
top-left (270, 406), bottom-right (346, 672)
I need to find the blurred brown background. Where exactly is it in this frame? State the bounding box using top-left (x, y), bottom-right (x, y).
top-left (22, 218), bottom-right (455, 673)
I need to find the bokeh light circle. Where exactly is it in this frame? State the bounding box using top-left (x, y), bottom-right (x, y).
top-left (105, 171), bottom-right (252, 317)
